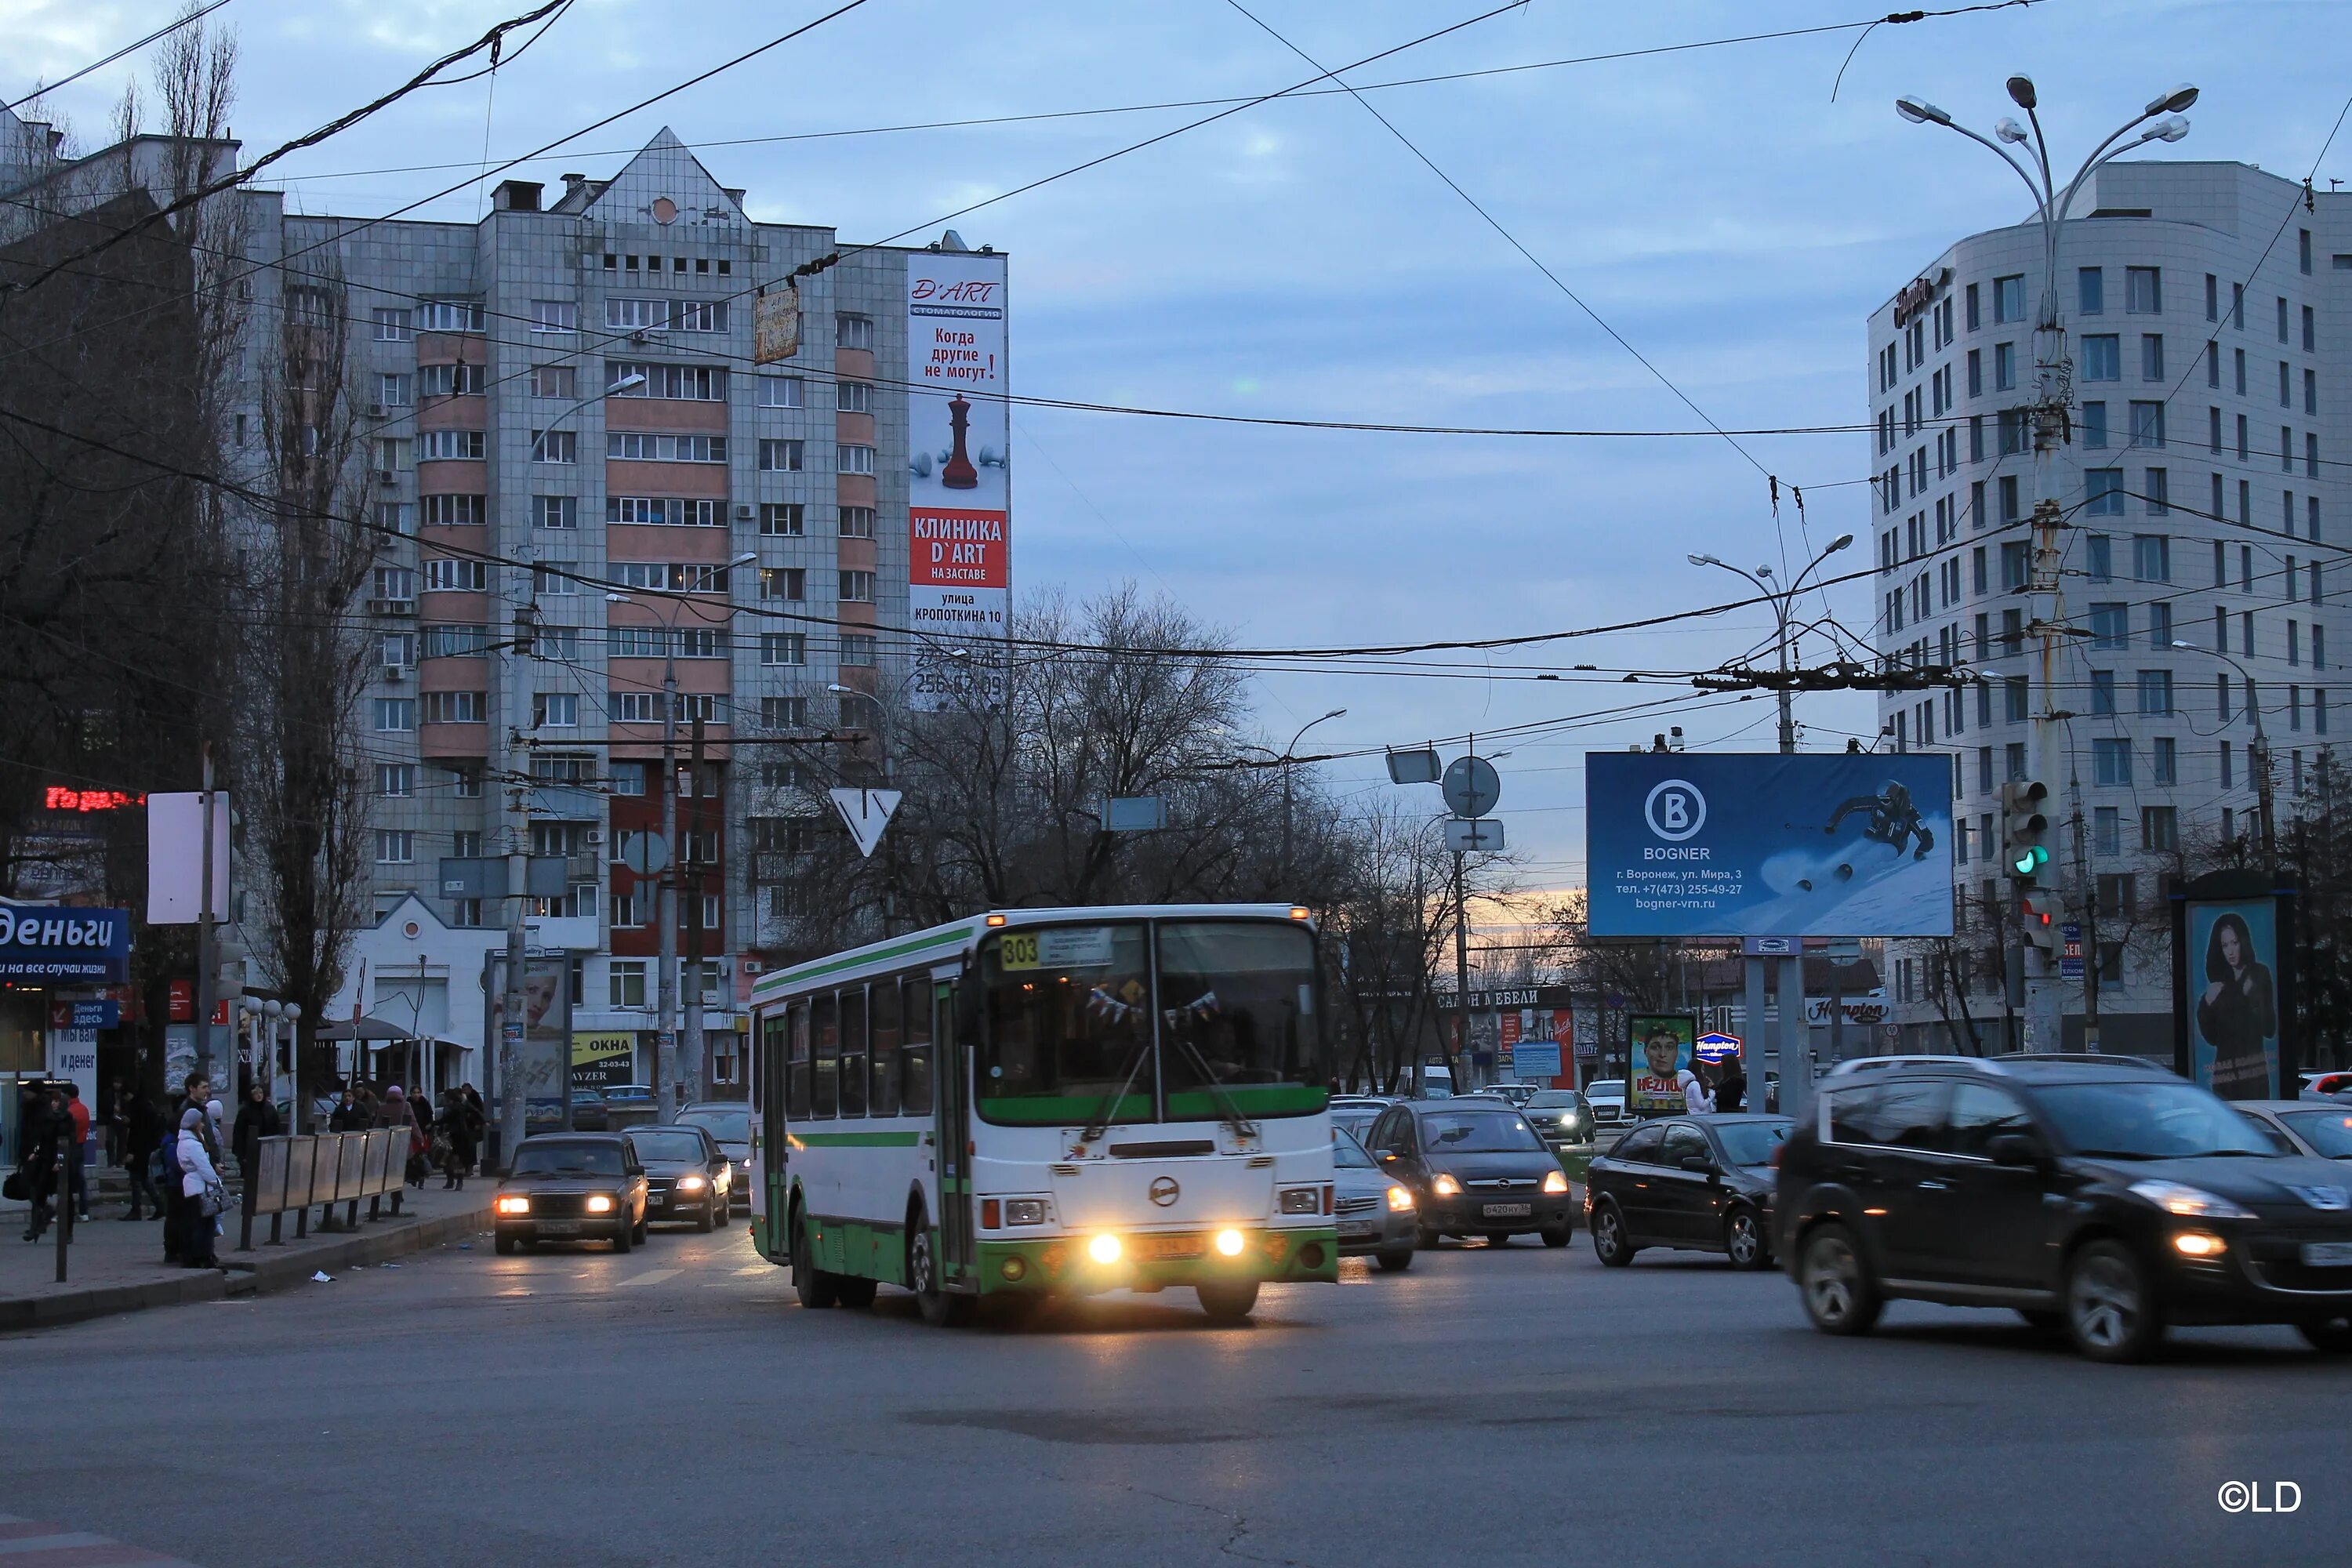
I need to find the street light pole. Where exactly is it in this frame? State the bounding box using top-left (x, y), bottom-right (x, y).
top-left (1897, 80), bottom-right (2196, 1052)
top-left (1689, 535), bottom-right (1851, 757)
top-left (1279, 708), bottom-right (1345, 891)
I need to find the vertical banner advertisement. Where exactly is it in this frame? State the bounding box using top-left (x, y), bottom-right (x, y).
top-left (1628, 1013), bottom-right (1698, 1116)
top-left (489, 956), bottom-right (572, 1129)
top-left (906, 252), bottom-right (1010, 705)
top-left (2174, 872), bottom-right (2296, 1100)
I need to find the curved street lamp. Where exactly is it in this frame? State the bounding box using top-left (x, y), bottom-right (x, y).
top-left (1688, 534), bottom-right (1852, 753)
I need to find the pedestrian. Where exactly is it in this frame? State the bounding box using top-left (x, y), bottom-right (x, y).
top-left (232, 1081), bottom-right (282, 1175)
top-left (1682, 1062), bottom-right (1716, 1116)
top-left (327, 1087), bottom-right (363, 1132)
top-left (174, 1105), bottom-right (224, 1269)
top-left (122, 1092), bottom-right (165, 1221)
top-left (163, 1071), bottom-right (213, 1265)
top-left (62, 1084), bottom-right (93, 1222)
top-left (103, 1080), bottom-right (127, 1167)
top-left (13, 1088), bottom-right (67, 1242)
top-left (1715, 1052), bottom-right (1748, 1115)
top-left (441, 1087), bottom-right (480, 1189)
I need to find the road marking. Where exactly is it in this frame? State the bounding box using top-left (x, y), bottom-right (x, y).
top-left (735, 1261), bottom-right (775, 1277)
top-left (615, 1267), bottom-right (681, 1289)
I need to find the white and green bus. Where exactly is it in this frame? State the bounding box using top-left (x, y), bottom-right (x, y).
top-left (746, 904), bottom-right (1338, 1324)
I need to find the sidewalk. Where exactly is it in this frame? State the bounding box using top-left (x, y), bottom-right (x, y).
top-left (0, 1177), bottom-right (495, 1333)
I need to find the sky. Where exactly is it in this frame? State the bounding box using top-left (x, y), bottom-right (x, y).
top-left (5, 0), bottom-right (2347, 890)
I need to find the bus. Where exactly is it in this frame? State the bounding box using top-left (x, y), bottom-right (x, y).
top-left (746, 904), bottom-right (1338, 1324)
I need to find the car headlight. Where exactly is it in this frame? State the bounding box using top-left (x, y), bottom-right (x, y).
top-left (1386, 1185), bottom-right (1414, 1212)
top-left (586, 1194), bottom-right (615, 1214)
top-left (677, 1175), bottom-right (706, 1192)
top-left (1432, 1173), bottom-right (1462, 1196)
top-left (1543, 1168), bottom-right (1570, 1195)
top-left (2129, 1179), bottom-right (2256, 1219)
top-left (495, 1196), bottom-right (530, 1216)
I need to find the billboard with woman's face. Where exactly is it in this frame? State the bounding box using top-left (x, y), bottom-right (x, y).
top-left (2185, 899), bottom-right (2281, 1099)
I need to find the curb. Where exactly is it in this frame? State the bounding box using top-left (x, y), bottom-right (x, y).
top-left (0, 1199), bottom-right (492, 1334)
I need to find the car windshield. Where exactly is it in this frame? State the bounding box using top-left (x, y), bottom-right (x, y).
top-left (2033, 1081), bottom-right (2277, 1158)
top-left (1332, 1128), bottom-right (1379, 1169)
top-left (2278, 1109), bottom-right (2352, 1158)
top-left (681, 1109), bottom-right (750, 1143)
top-left (1525, 1091), bottom-right (1584, 1109)
top-left (511, 1143), bottom-right (622, 1177)
top-left (1420, 1109), bottom-right (1543, 1153)
top-left (629, 1131), bottom-right (706, 1163)
top-left (1716, 1120), bottom-right (1793, 1166)
top-left (1588, 1080), bottom-right (1625, 1098)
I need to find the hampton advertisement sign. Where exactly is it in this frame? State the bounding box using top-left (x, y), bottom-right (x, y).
top-left (906, 251), bottom-right (1010, 702)
top-left (1585, 753), bottom-right (1955, 939)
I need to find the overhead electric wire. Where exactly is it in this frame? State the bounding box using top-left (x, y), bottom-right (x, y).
top-left (1, 0), bottom-right (238, 115)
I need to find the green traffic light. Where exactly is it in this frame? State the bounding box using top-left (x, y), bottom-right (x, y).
top-left (2010, 844), bottom-right (2049, 877)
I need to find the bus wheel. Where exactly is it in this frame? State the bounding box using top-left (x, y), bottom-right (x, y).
top-left (909, 1220), bottom-right (975, 1327)
top-left (1196, 1280), bottom-right (1260, 1323)
top-left (836, 1276), bottom-right (877, 1309)
top-left (793, 1204), bottom-right (838, 1309)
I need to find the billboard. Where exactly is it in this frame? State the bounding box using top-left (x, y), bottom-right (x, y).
top-left (488, 956), bottom-right (572, 1128)
top-left (2173, 872), bottom-right (2296, 1101)
top-left (1585, 753), bottom-right (1955, 938)
top-left (1628, 1013), bottom-right (1697, 1116)
top-left (906, 251), bottom-right (1009, 700)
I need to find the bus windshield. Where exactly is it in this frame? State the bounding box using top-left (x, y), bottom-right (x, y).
top-left (978, 918), bottom-right (1324, 1126)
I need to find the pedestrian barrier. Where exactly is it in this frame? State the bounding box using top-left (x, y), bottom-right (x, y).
top-left (238, 1130), bottom-right (412, 1251)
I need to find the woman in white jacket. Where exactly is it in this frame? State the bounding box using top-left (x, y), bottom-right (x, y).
top-left (175, 1107), bottom-right (223, 1268)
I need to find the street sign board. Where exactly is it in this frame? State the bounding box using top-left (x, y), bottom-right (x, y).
top-left (1443, 818), bottom-right (1505, 852)
top-left (2060, 920), bottom-right (2085, 980)
top-left (1386, 748), bottom-right (1442, 786)
top-left (1585, 752), bottom-right (1954, 938)
top-left (829, 789), bottom-right (903, 858)
top-left (1441, 755), bottom-right (1501, 819)
top-left (1102, 796), bottom-right (1167, 832)
top-left (1696, 1031), bottom-right (1743, 1063)
top-left (619, 832), bottom-right (671, 876)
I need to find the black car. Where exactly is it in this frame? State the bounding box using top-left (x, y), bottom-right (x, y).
top-left (630, 1123), bottom-right (733, 1232)
top-left (1586, 1114), bottom-right (1790, 1270)
top-left (1363, 1101), bottom-right (1576, 1247)
top-left (493, 1134), bottom-right (650, 1254)
top-left (677, 1102), bottom-right (753, 1211)
top-left (1777, 1055), bottom-right (2352, 1361)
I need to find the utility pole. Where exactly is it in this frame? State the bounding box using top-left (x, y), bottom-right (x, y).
top-left (2071, 770), bottom-right (2101, 1054)
top-left (192, 744), bottom-right (219, 1083)
top-left (1453, 848), bottom-right (1471, 1094)
top-left (499, 778), bottom-right (528, 1171)
top-left (655, 651), bottom-right (680, 1120)
top-left (682, 713), bottom-right (708, 1108)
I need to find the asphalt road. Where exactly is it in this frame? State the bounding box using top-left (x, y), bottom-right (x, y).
top-left (8, 1218), bottom-right (2346, 1567)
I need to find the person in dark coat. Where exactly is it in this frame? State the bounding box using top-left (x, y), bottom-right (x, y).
top-left (232, 1082), bottom-right (282, 1174)
top-left (16, 1088), bottom-right (68, 1242)
top-left (327, 1089), bottom-right (365, 1132)
top-left (440, 1087), bottom-right (481, 1189)
top-left (1715, 1053), bottom-right (1748, 1115)
top-left (122, 1093), bottom-right (165, 1220)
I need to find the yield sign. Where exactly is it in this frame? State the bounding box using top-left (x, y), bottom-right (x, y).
top-left (828, 788), bottom-right (902, 858)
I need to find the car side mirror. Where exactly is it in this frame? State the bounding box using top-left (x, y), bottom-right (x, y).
top-left (1379, 1151), bottom-right (1398, 1163)
top-left (1679, 1156), bottom-right (1718, 1176)
top-left (1987, 1133), bottom-right (2044, 1168)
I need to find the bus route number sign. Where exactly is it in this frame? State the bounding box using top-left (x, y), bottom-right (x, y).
top-left (998, 927), bottom-right (1115, 971)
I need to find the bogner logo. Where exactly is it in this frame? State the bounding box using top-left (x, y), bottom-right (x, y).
top-left (2290, 1184), bottom-right (2350, 1211)
top-left (1149, 1176), bottom-right (1181, 1207)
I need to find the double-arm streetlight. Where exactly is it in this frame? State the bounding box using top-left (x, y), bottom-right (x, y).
top-left (1689, 535), bottom-right (1852, 753)
top-left (1280, 708), bottom-right (1346, 890)
top-left (2172, 641), bottom-right (2275, 865)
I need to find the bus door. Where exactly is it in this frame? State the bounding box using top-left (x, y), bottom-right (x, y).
top-left (758, 1005), bottom-right (797, 1261)
top-left (934, 979), bottom-right (975, 1283)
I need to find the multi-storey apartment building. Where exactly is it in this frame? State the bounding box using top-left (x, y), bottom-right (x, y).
top-left (1866, 161), bottom-right (2344, 1055)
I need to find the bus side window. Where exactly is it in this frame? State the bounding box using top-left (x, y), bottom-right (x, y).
top-left (902, 978), bottom-right (934, 1116)
top-left (786, 1003), bottom-right (811, 1120)
top-left (870, 978), bottom-right (902, 1116)
top-left (812, 993), bottom-right (840, 1118)
top-left (840, 985), bottom-right (869, 1116)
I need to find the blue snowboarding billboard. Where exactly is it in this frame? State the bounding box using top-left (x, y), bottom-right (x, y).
top-left (1585, 753), bottom-right (1955, 938)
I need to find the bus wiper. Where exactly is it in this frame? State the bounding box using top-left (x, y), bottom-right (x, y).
top-left (1167, 1031), bottom-right (1259, 1142)
top-left (1080, 1036), bottom-right (1155, 1146)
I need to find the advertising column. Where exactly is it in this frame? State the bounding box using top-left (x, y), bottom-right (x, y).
top-left (906, 252), bottom-right (1010, 704)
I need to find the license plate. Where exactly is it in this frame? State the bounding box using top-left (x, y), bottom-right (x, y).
top-left (1338, 1221), bottom-right (1377, 1239)
top-left (2302, 1241), bottom-right (2352, 1267)
top-left (1483, 1202), bottom-right (1533, 1219)
top-left (537, 1220), bottom-right (583, 1236)
top-left (1139, 1235), bottom-right (1203, 1260)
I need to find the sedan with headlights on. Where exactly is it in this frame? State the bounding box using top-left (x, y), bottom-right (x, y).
top-left (493, 1134), bottom-right (649, 1254)
top-left (630, 1123), bottom-right (734, 1231)
top-left (1333, 1127), bottom-right (1418, 1271)
top-left (1362, 1101), bottom-right (1577, 1247)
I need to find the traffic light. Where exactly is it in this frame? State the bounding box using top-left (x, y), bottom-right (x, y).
top-left (2019, 889), bottom-right (2063, 956)
top-left (1998, 779), bottom-right (2051, 882)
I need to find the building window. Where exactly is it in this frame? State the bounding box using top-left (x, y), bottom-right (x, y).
top-left (2132, 534), bottom-right (2169, 583)
top-left (2092, 738), bottom-right (2132, 785)
top-left (837, 443), bottom-right (877, 475)
top-left (2088, 602), bottom-right (2128, 649)
top-left (606, 298), bottom-right (669, 331)
top-left (2078, 267), bottom-right (2103, 314)
top-left (2205, 273), bottom-right (2219, 321)
top-left (2085, 469), bottom-right (2125, 516)
top-left (531, 299), bottom-right (577, 332)
top-left (609, 961), bottom-right (648, 1009)
top-left (761, 695), bottom-right (809, 729)
top-left (608, 361), bottom-right (728, 401)
top-left (2094, 806), bottom-right (2120, 856)
top-left (1994, 275), bottom-right (2025, 323)
top-left (450, 768), bottom-right (483, 799)
top-left (377, 372), bottom-right (412, 408)
top-left (2125, 267), bottom-right (2161, 314)
top-left (380, 631), bottom-right (417, 670)
top-left (376, 502), bottom-right (416, 535)
top-left (2091, 670), bottom-right (2116, 715)
top-left (376, 830), bottom-right (415, 864)
top-left (758, 567), bottom-right (806, 601)
top-left (606, 497), bottom-right (721, 527)
top-left (757, 376), bottom-right (804, 408)
top-left (608, 432), bottom-right (725, 463)
top-left (1998, 475), bottom-right (2020, 523)
top-left (840, 569), bottom-right (876, 603)
top-left (2153, 736), bottom-right (2176, 786)
top-left (837, 380), bottom-right (872, 413)
top-left (841, 633), bottom-right (877, 666)
top-left (533, 495), bottom-right (577, 529)
top-left (2140, 806), bottom-right (2177, 852)
top-left (2144, 467), bottom-right (2168, 515)
top-left (423, 557), bottom-right (489, 592)
top-left (2004, 677), bottom-right (2029, 722)
top-left (2082, 335), bottom-right (2120, 381)
top-left (2082, 401), bottom-right (2108, 448)
top-left (372, 307), bottom-right (412, 341)
top-left (376, 764), bottom-right (415, 797)
top-left (531, 364), bottom-right (578, 399)
top-left (2148, 601), bottom-right (2171, 649)
top-left (2084, 534), bottom-right (2111, 583)
top-left (534, 693), bottom-right (579, 728)
top-left (421, 430), bottom-right (487, 462)
top-left (611, 892), bottom-right (645, 930)
top-left (674, 299), bottom-right (729, 332)
top-left (417, 299), bottom-right (485, 332)
top-left (421, 691), bottom-right (486, 723)
top-left (1966, 281), bottom-right (1980, 331)
top-left (421, 493), bottom-right (486, 527)
top-left (760, 633), bottom-right (808, 666)
top-left (2141, 334), bottom-right (2164, 380)
top-left (2136, 669), bottom-right (2173, 715)
top-left (839, 505), bottom-right (876, 539)
top-left (1994, 342), bottom-right (2016, 391)
top-left (419, 362), bottom-right (485, 397)
top-left (835, 313), bottom-right (874, 350)
top-left (760, 503), bottom-right (805, 536)
top-left (758, 438), bottom-right (804, 471)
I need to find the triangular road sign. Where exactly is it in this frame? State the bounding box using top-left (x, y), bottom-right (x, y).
top-left (828, 788), bottom-right (902, 858)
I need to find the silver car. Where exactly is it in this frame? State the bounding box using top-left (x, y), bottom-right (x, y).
top-left (1585, 1080), bottom-right (1628, 1125)
top-left (1333, 1127), bottom-right (1418, 1272)
top-left (1520, 1088), bottom-right (1595, 1149)
top-left (2236, 1100), bottom-right (2352, 1160)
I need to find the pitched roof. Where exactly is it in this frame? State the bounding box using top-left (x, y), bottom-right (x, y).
top-left (575, 127), bottom-right (745, 229)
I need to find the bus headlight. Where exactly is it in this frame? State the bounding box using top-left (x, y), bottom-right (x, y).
top-left (1004, 1199), bottom-right (1048, 1226)
top-left (1279, 1186), bottom-right (1322, 1214)
top-left (1214, 1228), bottom-right (1246, 1257)
top-left (1087, 1233), bottom-right (1123, 1265)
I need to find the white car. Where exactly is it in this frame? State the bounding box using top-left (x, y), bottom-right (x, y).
top-left (1585, 1080), bottom-right (1628, 1124)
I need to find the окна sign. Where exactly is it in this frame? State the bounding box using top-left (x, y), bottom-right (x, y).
top-left (0, 906), bottom-right (132, 982)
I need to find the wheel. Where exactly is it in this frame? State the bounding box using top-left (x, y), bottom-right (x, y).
top-left (695, 1202), bottom-right (715, 1234)
top-left (612, 1219), bottom-right (633, 1254)
top-left (633, 1214), bottom-right (648, 1244)
top-left (835, 1276), bottom-right (877, 1308)
top-left (1723, 1206), bottom-right (1771, 1271)
top-left (1539, 1221), bottom-right (1573, 1249)
top-left (2016, 1308), bottom-right (2065, 1334)
top-left (715, 1202), bottom-right (731, 1229)
top-left (1797, 1222), bottom-right (1882, 1336)
top-left (1590, 1200), bottom-right (1636, 1268)
top-left (2296, 1316), bottom-right (2352, 1353)
top-left (2064, 1240), bottom-right (2165, 1363)
top-left (1197, 1280), bottom-right (1260, 1323)
top-left (494, 1232), bottom-right (516, 1256)
top-left (1415, 1225), bottom-right (1444, 1251)
top-left (793, 1206), bottom-right (839, 1309)
top-left (908, 1220), bottom-right (975, 1326)
top-left (1374, 1248), bottom-right (1414, 1272)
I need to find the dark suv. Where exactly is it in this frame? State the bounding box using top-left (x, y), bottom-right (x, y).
top-left (1777, 1055), bottom-right (2352, 1361)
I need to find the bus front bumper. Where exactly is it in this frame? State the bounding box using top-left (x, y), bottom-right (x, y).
top-left (973, 1226), bottom-right (1340, 1295)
